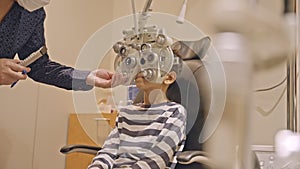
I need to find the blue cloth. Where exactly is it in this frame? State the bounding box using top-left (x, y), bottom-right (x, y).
top-left (0, 2), bottom-right (93, 90)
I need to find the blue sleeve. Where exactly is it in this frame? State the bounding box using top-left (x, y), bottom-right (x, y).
top-left (17, 9), bottom-right (93, 91)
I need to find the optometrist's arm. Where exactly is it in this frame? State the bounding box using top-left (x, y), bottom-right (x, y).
top-left (0, 58), bottom-right (31, 85)
top-left (15, 8), bottom-right (91, 90)
top-left (17, 8), bottom-right (114, 90)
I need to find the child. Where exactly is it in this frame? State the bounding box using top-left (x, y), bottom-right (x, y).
top-left (88, 69), bottom-right (187, 169)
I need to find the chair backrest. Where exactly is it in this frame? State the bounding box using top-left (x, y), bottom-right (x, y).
top-left (167, 37), bottom-right (212, 169)
top-left (173, 59), bottom-right (211, 150)
top-left (168, 37), bottom-right (212, 151)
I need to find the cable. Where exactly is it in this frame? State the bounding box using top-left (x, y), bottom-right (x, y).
top-left (255, 86), bottom-right (286, 116)
top-left (255, 73), bottom-right (299, 116)
top-left (254, 76), bottom-right (287, 92)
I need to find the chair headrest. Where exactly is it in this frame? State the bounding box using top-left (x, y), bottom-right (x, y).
top-left (172, 36), bottom-right (211, 60)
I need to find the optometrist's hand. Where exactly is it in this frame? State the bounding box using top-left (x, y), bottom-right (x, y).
top-left (86, 69), bottom-right (114, 88)
top-left (0, 58), bottom-right (31, 85)
top-left (111, 72), bottom-right (128, 87)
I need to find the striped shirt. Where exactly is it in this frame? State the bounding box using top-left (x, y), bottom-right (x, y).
top-left (88, 102), bottom-right (187, 169)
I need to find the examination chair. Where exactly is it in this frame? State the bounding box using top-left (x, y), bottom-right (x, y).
top-left (60, 37), bottom-right (214, 169)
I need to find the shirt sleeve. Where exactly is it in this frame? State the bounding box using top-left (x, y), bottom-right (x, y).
top-left (88, 127), bottom-right (120, 169)
top-left (17, 8), bottom-right (93, 90)
top-left (130, 106), bottom-right (187, 169)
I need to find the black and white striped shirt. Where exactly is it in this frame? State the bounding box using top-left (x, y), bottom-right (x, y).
top-left (88, 102), bottom-right (186, 169)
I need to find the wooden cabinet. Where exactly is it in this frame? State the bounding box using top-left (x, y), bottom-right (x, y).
top-left (65, 112), bottom-right (117, 169)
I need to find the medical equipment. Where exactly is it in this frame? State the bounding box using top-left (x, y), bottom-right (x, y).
top-left (10, 46), bottom-right (47, 88)
top-left (203, 0), bottom-right (295, 168)
top-left (176, 0), bottom-right (188, 24)
top-left (284, 0), bottom-right (298, 133)
top-left (113, 0), bottom-right (176, 85)
top-left (251, 130), bottom-right (300, 169)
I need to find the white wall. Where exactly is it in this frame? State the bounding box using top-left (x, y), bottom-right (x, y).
top-left (0, 0), bottom-right (289, 169)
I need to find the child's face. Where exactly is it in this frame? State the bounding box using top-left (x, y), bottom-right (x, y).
top-left (134, 72), bottom-right (162, 91)
top-left (134, 71), bottom-right (176, 92)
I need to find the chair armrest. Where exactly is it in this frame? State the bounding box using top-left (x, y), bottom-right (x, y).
top-left (176, 151), bottom-right (215, 168)
top-left (60, 144), bottom-right (101, 155)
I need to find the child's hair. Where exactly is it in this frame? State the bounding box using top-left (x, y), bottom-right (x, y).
top-left (166, 80), bottom-right (181, 103)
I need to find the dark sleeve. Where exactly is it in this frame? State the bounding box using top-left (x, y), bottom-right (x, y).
top-left (17, 9), bottom-right (93, 91)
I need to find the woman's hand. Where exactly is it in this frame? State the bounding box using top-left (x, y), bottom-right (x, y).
top-left (0, 58), bottom-right (31, 85)
top-left (86, 69), bottom-right (114, 88)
